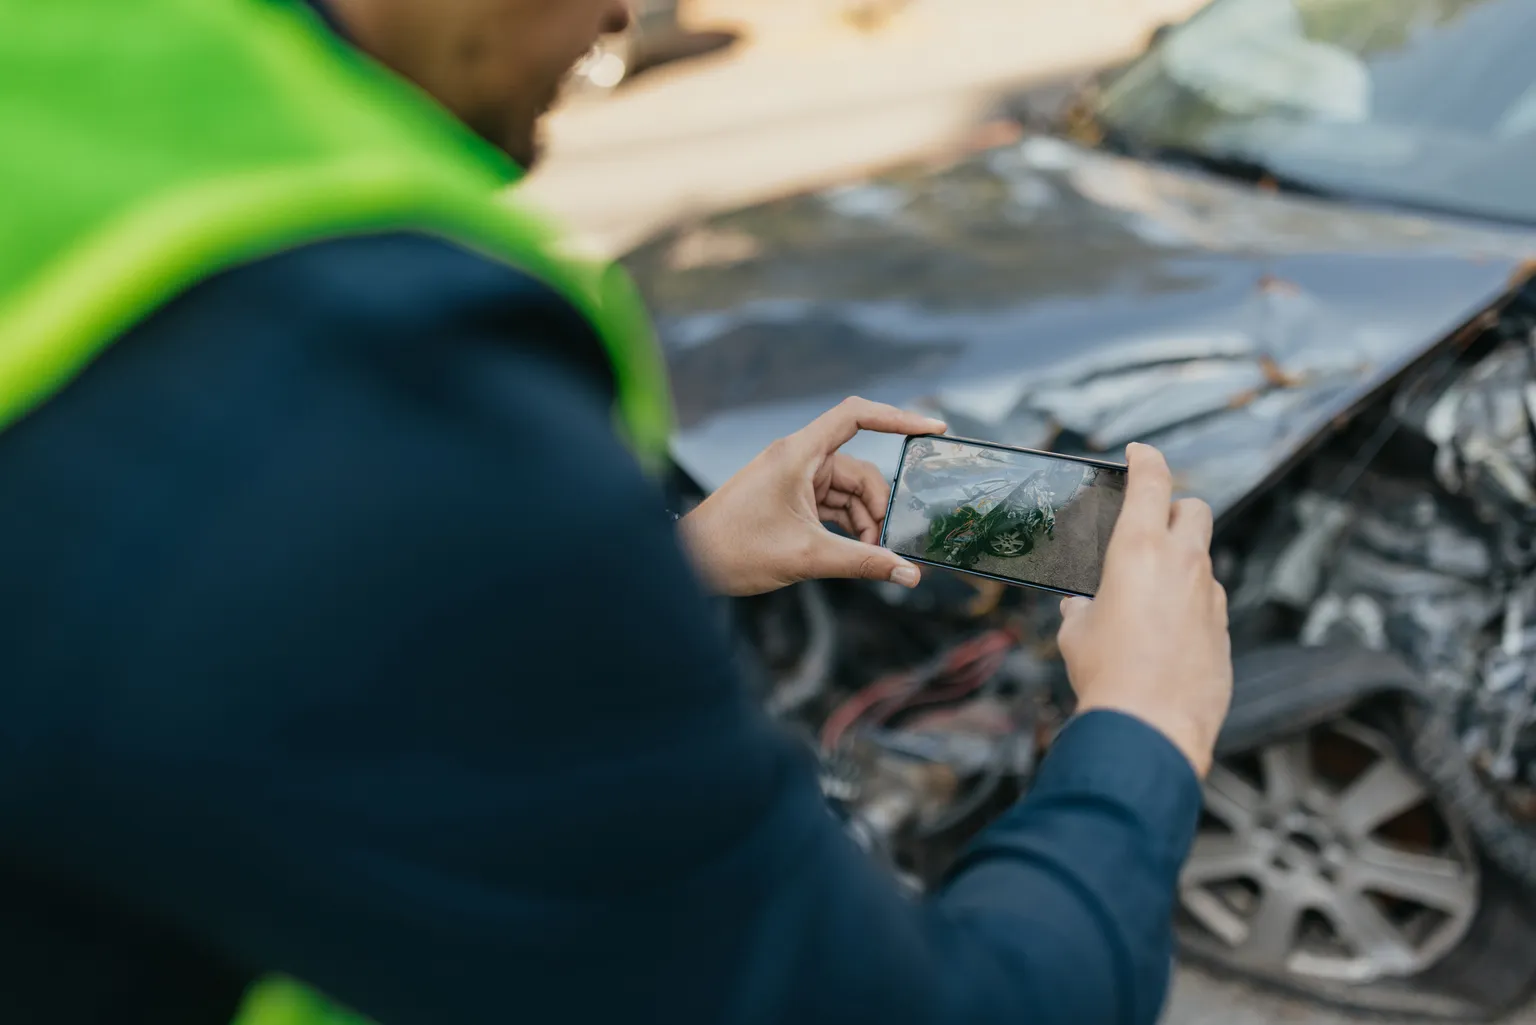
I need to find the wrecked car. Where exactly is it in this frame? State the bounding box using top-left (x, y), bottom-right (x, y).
top-left (922, 472), bottom-right (1058, 567)
top-left (625, 0), bottom-right (1536, 1019)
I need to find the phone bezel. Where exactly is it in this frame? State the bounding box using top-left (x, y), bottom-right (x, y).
top-left (877, 433), bottom-right (1129, 599)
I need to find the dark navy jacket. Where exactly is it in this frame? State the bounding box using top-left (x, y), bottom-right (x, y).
top-left (0, 10), bottom-right (1202, 1024)
top-left (0, 234), bottom-right (1203, 1025)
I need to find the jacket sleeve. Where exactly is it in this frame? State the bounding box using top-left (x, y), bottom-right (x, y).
top-left (0, 235), bottom-right (1203, 1025)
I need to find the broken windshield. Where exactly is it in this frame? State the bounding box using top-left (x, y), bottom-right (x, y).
top-left (1095, 0), bottom-right (1536, 224)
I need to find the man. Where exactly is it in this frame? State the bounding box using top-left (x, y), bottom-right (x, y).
top-left (0, 2), bottom-right (1232, 1024)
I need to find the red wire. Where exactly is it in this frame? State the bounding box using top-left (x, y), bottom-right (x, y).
top-left (821, 629), bottom-right (1018, 751)
top-left (820, 674), bottom-right (912, 751)
top-left (891, 655), bottom-right (1003, 720)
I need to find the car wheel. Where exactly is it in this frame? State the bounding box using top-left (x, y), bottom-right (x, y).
top-left (1178, 715), bottom-right (1536, 1019)
top-left (986, 529), bottom-right (1030, 558)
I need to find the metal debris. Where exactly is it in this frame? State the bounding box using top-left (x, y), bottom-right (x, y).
top-left (1285, 320), bottom-right (1536, 802)
top-left (1266, 493), bottom-right (1353, 608)
top-left (1087, 361), bottom-right (1274, 450)
top-left (1418, 339), bottom-right (1536, 517)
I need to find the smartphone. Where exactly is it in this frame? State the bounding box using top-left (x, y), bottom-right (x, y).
top-left (879, 435), bottom-right (1128, 598)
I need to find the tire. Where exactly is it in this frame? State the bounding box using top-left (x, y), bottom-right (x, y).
top-left (1177, 711), bottom-right (1536, 1020)
top-left (1415, 860), bottom-right (1536, 1021)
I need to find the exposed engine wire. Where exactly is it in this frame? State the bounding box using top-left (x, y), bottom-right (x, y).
top-left (820, 628), bottom-right (1018, 752)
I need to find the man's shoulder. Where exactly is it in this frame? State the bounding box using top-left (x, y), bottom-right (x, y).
top-left (0, 231), bottom-right (639, 660)
top-left (174, 232), bottom-right (618, 396)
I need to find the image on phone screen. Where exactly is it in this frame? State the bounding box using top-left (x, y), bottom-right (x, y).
top-left (881, 436), bottom-right (1127, 597)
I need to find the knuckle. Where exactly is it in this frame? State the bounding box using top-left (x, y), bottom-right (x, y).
top-left (1179, 496), bottom-right (1212, 521)
top-left (1138, 444), bottom-right (1170, 472)
top-left (1055, 622), bottom-right (1079, 652)
top-left (1181, 545), bottom-right (1213, 576)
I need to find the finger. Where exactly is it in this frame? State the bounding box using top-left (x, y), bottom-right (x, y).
top-left (808, 532), bottom-right (921, 587)
top-left (1115, 442), bottom-right (1175, 537)
top-left (829, 455), bottom-right (893, 540)
top-left (847, 496), bottom-right (880, 544)
top-left (820, 492), bottom-right (879, 543)
top-left (1168, 497), bottom-right (1214, 551)
top-left (1059, 595), bottom-right (1092, 622)
top-left (797, 396), bottom-right (946, 456)
top-left (819, 506), bottom-right (859, 537)
top-left (829, 455), bottom-right (891, 519)
top-left (818, 488), bottom-right (852, 511)
top-left (1056, 595), bottom-right (1092, 652)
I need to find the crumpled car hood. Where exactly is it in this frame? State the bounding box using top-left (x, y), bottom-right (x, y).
top-left (623, 136), bottom-right (1536, 516)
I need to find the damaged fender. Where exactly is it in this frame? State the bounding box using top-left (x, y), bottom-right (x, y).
top-left (1217, 643), bottom-right (1427, 757)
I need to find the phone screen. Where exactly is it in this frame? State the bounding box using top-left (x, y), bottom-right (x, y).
top-left (880, 436), bottom-right (1127, 597)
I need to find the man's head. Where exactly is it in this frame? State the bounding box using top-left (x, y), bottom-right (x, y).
top-left (326, 0), bottom-right (632, 169)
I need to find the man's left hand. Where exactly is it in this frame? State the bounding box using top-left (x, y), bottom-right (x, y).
top-left (679, 397), bottom-right (947, 597)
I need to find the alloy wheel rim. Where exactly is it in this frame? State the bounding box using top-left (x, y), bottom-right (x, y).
top-left (990, 529), bottom-right (1027, 556)
top-left (1180, 719), bottom-right (1479, 984)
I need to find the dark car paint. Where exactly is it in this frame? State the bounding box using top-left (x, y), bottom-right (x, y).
top-left (624, 136), bottom-right (1536, 518)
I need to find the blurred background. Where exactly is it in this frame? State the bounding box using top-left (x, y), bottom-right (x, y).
top-left (524, 3), bottom-right (1536, 1022)
top-left (527, 0), bottom-right (1207, 257)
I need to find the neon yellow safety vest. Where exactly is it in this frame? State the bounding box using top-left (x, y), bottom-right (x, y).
top-left (0, 0), bottom-right (674, 474)
top-left (0, 1), bottom-right (677, 1021)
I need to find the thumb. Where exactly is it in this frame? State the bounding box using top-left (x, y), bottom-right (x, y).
top-left (813, 533), bottom-right (923, 588)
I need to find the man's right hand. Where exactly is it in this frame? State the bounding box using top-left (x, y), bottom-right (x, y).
top-left (1057, 443), bottom-right (1233, 779)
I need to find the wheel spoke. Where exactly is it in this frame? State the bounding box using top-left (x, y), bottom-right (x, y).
top-left (1240, 888), bottom-right (1304, 965)
top-left (1336, 758), bottom-right (1426, 839)
top-left (1354, 841), bottom-right (1477, 915)
top-left (1259, 735), bottom-right (1311, 809)
top-left (1182, 834), bottom-right (1266, 886)
top-left (1325, 894), bottom-right (1418, 976)
top-left (1204, 764), bottom-right (1261, 830)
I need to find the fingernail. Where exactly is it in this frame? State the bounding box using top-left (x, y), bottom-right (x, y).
top-left (891, 564), bottom-right (920, 588)
top-left (927, 419), bottom-right (948, 431)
